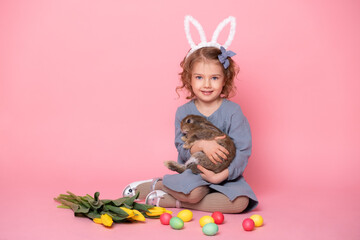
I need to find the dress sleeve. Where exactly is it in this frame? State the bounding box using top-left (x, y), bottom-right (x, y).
top-left (227, 110), bottom-right (252, 181)
top-left (175, 108), bottom-right (191, 164)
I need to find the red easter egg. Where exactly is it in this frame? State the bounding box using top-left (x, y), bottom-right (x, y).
top-left (160, 213), bottom-right (172, 225)
top-left (211, 211), bottom-right (224, 224)
top-left (242, 218), bottom-right (255, 231)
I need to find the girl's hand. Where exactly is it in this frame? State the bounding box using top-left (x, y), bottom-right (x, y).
top-left (191, 135), bottom-right (229, 164)
top-left (197, 165), bottom-right (229, 184)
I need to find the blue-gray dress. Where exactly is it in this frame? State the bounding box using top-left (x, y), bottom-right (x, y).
top-left (163, 99), bottom-right (258, 212)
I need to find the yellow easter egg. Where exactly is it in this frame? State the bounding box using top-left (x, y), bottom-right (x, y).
top-left (177, 209), bottom-right (193, 222)
top-left (199, 216), bottom-right (214, 227)
top-left (250, 214), bottom-right (264, 227)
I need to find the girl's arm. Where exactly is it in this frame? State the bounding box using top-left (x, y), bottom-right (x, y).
top-left (190, 136), bottom-right (229, 164)
top-left (197, 165), bottom-right (229, 184)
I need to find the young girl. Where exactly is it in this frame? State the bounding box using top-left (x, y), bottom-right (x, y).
top-left (122, 16), bottom-right (258, 213)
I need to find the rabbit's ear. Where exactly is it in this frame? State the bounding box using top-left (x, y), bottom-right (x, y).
top-left (210, 16), bottom-right (236, 49)
top-left (184, 15), bottom-right (207, 49)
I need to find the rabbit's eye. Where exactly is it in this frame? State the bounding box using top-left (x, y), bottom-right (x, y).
top-left (186, 118), bottom-right (191, 123)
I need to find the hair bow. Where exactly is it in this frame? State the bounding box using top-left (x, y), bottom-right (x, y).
top-left (218, 46), bottom-right (236, 69)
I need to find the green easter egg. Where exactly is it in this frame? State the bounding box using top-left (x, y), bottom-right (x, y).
top-left (170, 217), bottom-right (184, 230)
top-left (202, 222), bottom-right (219, 236)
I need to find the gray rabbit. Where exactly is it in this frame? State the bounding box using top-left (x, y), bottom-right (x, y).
top-left (164, 115), bottom-right (235, 174)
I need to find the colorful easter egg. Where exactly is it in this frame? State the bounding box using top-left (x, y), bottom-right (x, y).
top-left (250, 214), bottom-right (264, 227)
top-left (211, 211), bottom-right (224, 224)
top-left (202, 223), bottom-right (219, 236)
top-left (199, 216), bottom-right (214, 227)
top-left (160, 213), bottom-right (172, 225)
top-left (177, 209), bottom-right (193, 222)
top-left (169, 217), bottom-right (184, 230)
top-left (242, 218), bottom-right (255, 231)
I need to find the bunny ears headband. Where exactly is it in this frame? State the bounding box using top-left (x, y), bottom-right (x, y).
top-left (184, 15), bottom-right (237, 69)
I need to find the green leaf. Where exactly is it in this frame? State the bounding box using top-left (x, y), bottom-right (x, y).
top-left (101, 199), bottom-right (112, 204)
top-left (123, 192), bottom-right (139, 207)
top-left (79, 196), bottom-right (91, 208)
top-left (101, 211), bottom-right (128, 222)
top-left (74, 204), bottom-right (90, 214)
top-left (86, 211), bottom-right (101, 219)
top-left (94, 192), bottom-right (100, 201)
top-left (109, 197), bottom-right (128, 207)
top-left (88, 192), bottom-right (103, 209)
top-left (123, 203), bottom-right (133, 209)
top-left (105, 205), bottom-right (129, 218)
top-left (86, 194), bottom-right (94, 200)
top-left (133, 202), bottom-right (154, 212)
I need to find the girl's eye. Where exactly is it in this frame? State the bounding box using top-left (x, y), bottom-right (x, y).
top-left (195, 76), bottom-right (202, 80)
top-left (212, 77), bottom-right (219, 80)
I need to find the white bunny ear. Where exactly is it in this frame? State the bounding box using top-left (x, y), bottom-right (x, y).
top-left (211, 16), bottom-right (236, 49)
top-left (184, 15), bottom-right (237, 58)
top-left (184, 15), bottom-right (207, 49)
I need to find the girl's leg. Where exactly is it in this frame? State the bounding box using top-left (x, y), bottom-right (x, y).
top-left (158, 182), bottom-right (249, 213)
top-left (155, 183), bottom-right (210, 208)
top-left (136, 180), bottom-right (209, 204)
top-left (161, 182), bottom-right (210, 204)
top-left (139, 180), bottom-right (249, 213)
top-left (181, 192), bottom-right (249, 213)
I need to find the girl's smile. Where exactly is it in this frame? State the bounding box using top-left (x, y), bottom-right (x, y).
top-left (201, 90), bottom-right (213, 95)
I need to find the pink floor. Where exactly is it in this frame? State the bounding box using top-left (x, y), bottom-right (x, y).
top-left (1, 185), bottom-right (359, 240)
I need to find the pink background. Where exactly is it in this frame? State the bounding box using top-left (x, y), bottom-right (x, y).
top-left (1, 0), bottom-right (359, 239)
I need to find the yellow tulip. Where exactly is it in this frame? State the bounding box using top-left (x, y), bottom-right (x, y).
top-left (146, 207), bottom-right (173, 216)
top-left (120, 207), bottom-right (134, 218)
top-left (131, 210), bottom-right (146, 222)
top-left (119, 207), bottom-right (145, 221)
top-left (101, 214), bottom-right (113, 227)
top-left (93, 218), bottom-right (102, 224)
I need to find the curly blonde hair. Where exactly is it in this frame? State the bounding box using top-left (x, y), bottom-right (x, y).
top-left (176, 47), bottom-right (239, 99)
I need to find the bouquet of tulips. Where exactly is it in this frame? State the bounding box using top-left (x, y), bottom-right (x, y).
top-left (54, 191), bottom-right (172, 227)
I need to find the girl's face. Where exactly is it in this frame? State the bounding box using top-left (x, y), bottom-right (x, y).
top-left (191, 60), bottom-right (225, 104)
